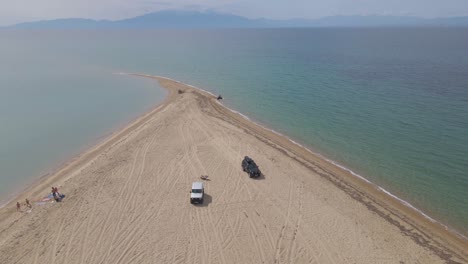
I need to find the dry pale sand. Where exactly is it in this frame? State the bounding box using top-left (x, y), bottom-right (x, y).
top-left (0, 75), bottom-right (467, 264)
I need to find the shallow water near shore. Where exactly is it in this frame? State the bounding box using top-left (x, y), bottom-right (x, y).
top-left (0, 28), bottom-right (467, 236)
top-left (0, 39), bottom-right (167, 203)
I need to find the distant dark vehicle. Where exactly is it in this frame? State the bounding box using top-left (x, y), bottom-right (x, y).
top-left (242, 156), bottom-right (261, 178)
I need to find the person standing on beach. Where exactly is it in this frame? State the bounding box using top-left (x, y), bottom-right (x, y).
top-left (16, 202), bottom-right (21, 212)
top-left (25, 199), bottom-right (32, 208)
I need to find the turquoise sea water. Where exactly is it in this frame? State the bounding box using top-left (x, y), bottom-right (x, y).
top-left (0, 29), bottom-right (467, 236)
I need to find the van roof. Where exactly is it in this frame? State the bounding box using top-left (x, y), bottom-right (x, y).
top-left (192, 182), bottom-right (204, 189)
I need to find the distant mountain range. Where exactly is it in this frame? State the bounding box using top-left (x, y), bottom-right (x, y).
top-left (5, 10), bottom-right (468, 29)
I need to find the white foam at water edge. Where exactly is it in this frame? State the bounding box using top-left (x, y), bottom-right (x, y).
top-left (128, 73), bottom-right (468, 241)
top-left (216, 103), bottom-right (253, 121)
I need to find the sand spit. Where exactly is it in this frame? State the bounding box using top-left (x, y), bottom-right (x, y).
top-left (0, 75), bottom-right (466, 264)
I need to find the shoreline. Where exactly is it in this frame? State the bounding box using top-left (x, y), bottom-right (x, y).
top-left (134, 74), bottom-right (467, 241)
top-left (0, 76), bottom-right (175, 217)
top-left (136, 74), bottom-right (468, 260)
top-left (0, 75), bottom-right (166, 209)
top-left (1, 73), bottom-right (466, 263)
top-left (137, 73), bottom-right (468, 260)
top-left (0, 129), bottom-right (115, 208)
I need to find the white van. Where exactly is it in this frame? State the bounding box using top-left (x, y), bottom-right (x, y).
top-left (190, 182), bottom-right (204, 204)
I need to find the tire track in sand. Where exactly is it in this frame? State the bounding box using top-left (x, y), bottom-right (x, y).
top-left (93, 147), bottom-right (143, 264)
top-left (67, 163), bottom-right (125, 263)
top-left (182, 119), bottom-right (213, 264)
top-left (274, 177), bottom-right (293, 264)
top-left (111, 129), bottom-right (184, 264)
top-left (50, 195), bottom-right (84, 264)
top-left (286, 184), bottom-right (303, 264)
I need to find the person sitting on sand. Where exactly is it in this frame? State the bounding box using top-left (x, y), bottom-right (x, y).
top-left (25, 199), bottom-right (32, 208)
top-left (52, 192), bottom-right (60, 202)
top-left (54, 187), bottom-right (61, 196)
top-left (16, 202), bottom-right (21, 211)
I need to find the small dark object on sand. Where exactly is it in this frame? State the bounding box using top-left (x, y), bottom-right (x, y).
top-left (217, 95), bottom-right (223, 100)
top-left (178, 89), bottom-right (185, 94)
top-left (200, 175), bottom-right (210, 181)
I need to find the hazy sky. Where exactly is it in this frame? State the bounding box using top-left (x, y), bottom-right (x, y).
top-left (1, 0), bottom-right (468, 26)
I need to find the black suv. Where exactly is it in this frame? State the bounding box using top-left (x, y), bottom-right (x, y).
top-left (242, 156), bottom-right (261, 178)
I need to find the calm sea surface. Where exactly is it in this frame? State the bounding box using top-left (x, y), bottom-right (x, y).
top-left (0, 28), bottom-right (467, 235)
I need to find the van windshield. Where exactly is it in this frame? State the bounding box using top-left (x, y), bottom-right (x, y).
top-left (192, 189), bottom-right (202, 193)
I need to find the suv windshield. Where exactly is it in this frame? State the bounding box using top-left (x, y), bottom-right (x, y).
top-left (192, 189), bottom-right (202, 193)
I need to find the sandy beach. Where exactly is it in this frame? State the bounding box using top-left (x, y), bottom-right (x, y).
top-left (0, 75), bottom-right (466, 264)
